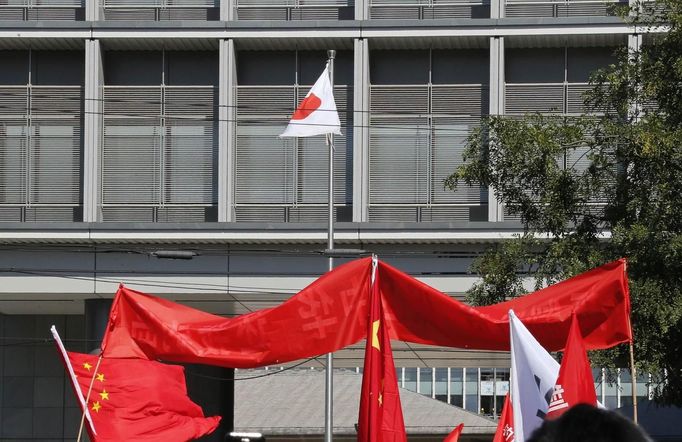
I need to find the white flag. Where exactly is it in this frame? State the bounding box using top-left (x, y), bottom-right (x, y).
top-left (509, 310), bottom-right (560, 442)
top-left (280, 64), bottom-right (341, 138)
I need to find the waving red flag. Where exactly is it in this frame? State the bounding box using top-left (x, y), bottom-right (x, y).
top-left (358, 258), bottom-right (406, 442)
top-left (493, 393), bottom-right (515, 442)
top-left (100, 258), bottom-right (630, 368)
top-left (444, 423), bottom-right (464, 442)
top-left (52, 327), bottom-right (220, 441)
top-left (546, 315), bottom-right (598, 419)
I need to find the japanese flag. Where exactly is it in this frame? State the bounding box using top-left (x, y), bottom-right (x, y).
top-left (280, 64), bottom-right (341, 138)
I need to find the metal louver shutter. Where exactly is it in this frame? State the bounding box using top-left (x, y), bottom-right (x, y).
top-left (102, 87), bottom-right (162, 207)
top-left (235, 0), bottom-right (352, 20)
top-left (28, 0), bottom-right (85, 20)
top-left (0, 86), bottom-right (82, 222)
top-left (431, 85), bottom-right (487, 217)
top-left (431, 118), bottom-right (483, 205)
top-left (505, 0), bottom-right (557, 17)
top-left (505, 84), bottom-right (565, 114)
top-left (369, 0), bottom-right (485, 19)
top-left (29, 87), bottom-right (82, 206)
top-left (102, 85), bottom-right (216, 222)
top-left (235, 86), bottom-right (294, 208)
top-left (235, 84), bottom-right (350, 222)
top-left (103, 0), bottom-right (216, 20)
top-left (296, 85), bottom-right (350, 205)
top-left (566, 83), bottom-right (590, 114)
top-left (369, 84), bottom-right (486, 222)
top-left (0, 0), bottom-right (84, 20)
top-left (506, 0), bottom-right (621, 18)
top-left (370, 118), bottom-right (430, 204)
top-left (370, 85), bottom-right (429, 209)
top-left (235, 124), bottom-right (294, 204)
top-left (0, 87), bottom-right (28, 208)
top-left (164, 86), bottom-right (216, 205)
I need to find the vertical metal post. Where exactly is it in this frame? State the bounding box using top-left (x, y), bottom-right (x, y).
top-left (324, 49), bottom-right (336, 442)
top-left (629, 342), bottom-right (638, 424)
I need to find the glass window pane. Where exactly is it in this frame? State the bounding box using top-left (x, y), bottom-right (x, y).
top-left (464, 368), bottom-right (479, 412)
top-left (435, 368), bottom-right (448, 396)
top-left (404, 368), bottom-right (417, 392)
top-left (465, 394), bottom-right (478, 412)
top-left (450, 368), bottom-right (463, 406)
top-left (420, 367), bottom-right (433, 396)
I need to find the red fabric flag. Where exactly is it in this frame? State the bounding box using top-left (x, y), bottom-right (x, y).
top-left (101, 258), bottom-right (630, 367)
top-left (444, 423), bottom-right (464, 442)
top-left (52, 327), bottom-right (220, 441)
top-left (358, 259), bottom-right (406, 442)
top-left (380, 258), bottom-right (631, 351)
top-left (493, 393), bottom-right (515, 442)
top-left (546, 315), bottom-right (598, 418)
top-left (102, 257), bottom-right (372, 366)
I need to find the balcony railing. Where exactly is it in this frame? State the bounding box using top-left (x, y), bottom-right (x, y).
top-left (505, 0), bottom-right (626, 18)
top-left (368, 0), bottom-right (489, 19)
top-left (0, 0), bottom-right (84, 20)
top-left (101, 0), bottom-right (219, 20)
top-left (234, 0), bottom-right (354, 20)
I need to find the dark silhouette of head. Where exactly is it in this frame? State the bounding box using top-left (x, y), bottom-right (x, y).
top-left (527, 404), bottom-right (652, 442)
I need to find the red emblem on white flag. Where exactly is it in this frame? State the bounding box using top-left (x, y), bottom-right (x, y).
top-left (280, 64), bottom-right (341, 138)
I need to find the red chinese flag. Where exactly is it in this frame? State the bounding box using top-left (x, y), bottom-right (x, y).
top-left (493, 393), bottom-right (514, 442)
top-left (358, 259), bottom-right (407, 442)
top-left (53, 328), bottom-right (220, 441)
top-left (546, 315), bottom-right (598, 419)
top-left (444, 423), bottom-right (464, 442)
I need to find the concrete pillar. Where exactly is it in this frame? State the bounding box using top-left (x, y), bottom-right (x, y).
top-left (488, 36), bottom-right (505, 222)
top-left (356, 0), bottom-right (369, 20)
top-left (84, 298), bottom-right (112, 353)
top-left (218, 39), bottom-right (237, 222)
top-left (352, 38), bottom-right (370, 222)
top-left (83, 40), bottom-right (103, 222)
top-left (221, 0), bottom-right (234, 20)
top-left (490, 0), bottom-right (504, 18)
top-left (86, 0), bottom-right (101, 20)
top-left (185, 365), bottom-right (235, 441)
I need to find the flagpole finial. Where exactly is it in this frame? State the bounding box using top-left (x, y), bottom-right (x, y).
top-left (327, 50), bottom-right (336, 60)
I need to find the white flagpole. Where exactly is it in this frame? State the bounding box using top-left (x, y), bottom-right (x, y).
top-left (324, 48), bottom-right (336, 442)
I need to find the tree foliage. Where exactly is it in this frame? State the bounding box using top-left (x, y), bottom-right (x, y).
top-left (446, 0), bottom-right (682, 404)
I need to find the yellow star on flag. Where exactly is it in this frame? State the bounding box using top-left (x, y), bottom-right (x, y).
top-left (83, 362), bottom-right (92, 371)
top-left (372, 320), bottom-right (381, 350)
top-left (96, 373), bottom-right (105, 382)
top-left (92, 401), bottom-right (101, 413)
top-left (99, 389), bottom-right (109, 401)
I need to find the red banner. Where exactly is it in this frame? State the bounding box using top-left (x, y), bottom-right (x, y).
top-left (102, 257), bottom-right (371, 366)
top-left (380, 258), bottom-right (632, 351)
top-left (102, 257), bottom-right (631, 366)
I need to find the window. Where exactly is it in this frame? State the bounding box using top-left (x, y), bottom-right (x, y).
top-left (101, 51), bottom-right (218, 222)
top-left (369, 49), bottom-right (489, 222)
top-left (0, 50), bottom-right (83, 222)
top-left (234, 50), bottom-right (353, 222)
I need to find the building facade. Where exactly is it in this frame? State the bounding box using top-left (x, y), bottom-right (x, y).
top-left (0, 0), bottom-right (653, 439)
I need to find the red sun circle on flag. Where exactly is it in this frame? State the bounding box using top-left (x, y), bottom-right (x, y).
top-left (292, 93), bottom-right (321, 120)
